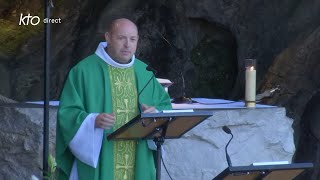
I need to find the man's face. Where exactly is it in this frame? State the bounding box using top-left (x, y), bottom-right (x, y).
top-left (105, 20), bottom-right (139, 64)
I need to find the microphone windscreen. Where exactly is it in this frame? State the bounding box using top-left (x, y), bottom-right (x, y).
top-left (146, 66), bottom-right (157, 74)
top-left (222, 126), bottom-right (232, 134)
top-left (146, 66), bottom-right (152, 71)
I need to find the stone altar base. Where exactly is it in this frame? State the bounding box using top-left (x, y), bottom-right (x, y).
top-left (0, 105), bottom-right (294, 180)
top-left (161, 107), bottom-right (295, 180)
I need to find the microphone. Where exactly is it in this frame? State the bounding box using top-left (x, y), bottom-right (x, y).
top-left (146, 66), bottom-right (157, 75)
top-left (137, 65), bottom-right (157, 113)
top-left (223, 126), bottom-right (232, 135)
top-left (222, 126), bottom-right (233, 167)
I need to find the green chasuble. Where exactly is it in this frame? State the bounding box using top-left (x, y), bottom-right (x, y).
top-left (56, 54), bottom-right (172, 180)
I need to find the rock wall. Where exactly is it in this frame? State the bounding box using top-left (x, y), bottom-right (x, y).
top-left (0, 106), bottom-right (57, 179)
top-left (2, 0), bottom-right (319, 102)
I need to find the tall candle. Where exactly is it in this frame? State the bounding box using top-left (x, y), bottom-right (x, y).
top-left (245, 66), bottom-right (256, 107)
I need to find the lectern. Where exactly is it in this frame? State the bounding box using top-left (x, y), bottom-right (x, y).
top-left (212, 163), bottom-right (313, 180)
top-left (107, 111), bottom-right (213, 180)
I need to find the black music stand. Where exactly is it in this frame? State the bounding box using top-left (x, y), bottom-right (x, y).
top-left (107, 111), bottom-right (213, 180)
top-left (212, 163), bottom-right (313, 180)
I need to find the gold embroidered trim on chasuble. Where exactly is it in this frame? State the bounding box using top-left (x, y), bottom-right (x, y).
top-left (108, 65), bottom-right (138, 180)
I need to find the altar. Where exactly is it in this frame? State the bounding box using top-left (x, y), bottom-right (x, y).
top-left (160, 99), bottom-right (295, 180)
top-left (0, 98), bottom-right (295, 179)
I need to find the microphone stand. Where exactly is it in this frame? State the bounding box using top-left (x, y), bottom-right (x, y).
top-left (43, 0), bottom-right (54, 177)
top-left (137, 66), bottom-right (157, 113)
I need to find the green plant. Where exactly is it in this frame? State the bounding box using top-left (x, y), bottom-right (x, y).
top-left (45, 154), bottom-right (57, 180)
top-left (32, 154), bottom-right (57, 180)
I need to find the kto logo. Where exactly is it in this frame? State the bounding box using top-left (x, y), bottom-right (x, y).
top-left (19, 13), bottom-right (41, 25)
top-left (19, 13), bottom-right (62, 25)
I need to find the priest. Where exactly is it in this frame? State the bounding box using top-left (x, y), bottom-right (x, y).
top-left (56, 18), bottom-right (172, 180)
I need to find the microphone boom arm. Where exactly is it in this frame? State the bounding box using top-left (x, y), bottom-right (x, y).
top-left (137, 66), bottom-right (157, 113)
top-left (138, 73), bottom-right (155, 96)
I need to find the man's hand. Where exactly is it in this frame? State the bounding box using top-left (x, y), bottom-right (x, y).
top-left (95, 113), bottom-right (115, 129)
top-left (141, 104), bottom-right (157, 113)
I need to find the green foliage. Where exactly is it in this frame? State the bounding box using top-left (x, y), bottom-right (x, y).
top-left (0, 19), bottom-right (42, 55)
top-left (43, 154), bottom-right (57, 180)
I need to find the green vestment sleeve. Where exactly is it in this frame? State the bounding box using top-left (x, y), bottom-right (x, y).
top-left (56, 55), bottom-right (114, 178)
top-left (55, 65), bottom-right (91, 178)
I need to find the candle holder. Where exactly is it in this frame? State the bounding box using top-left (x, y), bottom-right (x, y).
top-left (245, 59), bottom-right (256, 107)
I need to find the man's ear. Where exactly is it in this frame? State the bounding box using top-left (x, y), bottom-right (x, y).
top-left (104, 32), bottom-right (110, 42)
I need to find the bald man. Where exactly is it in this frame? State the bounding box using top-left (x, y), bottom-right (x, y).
top-left (56, 18), bottom-right (172, 180)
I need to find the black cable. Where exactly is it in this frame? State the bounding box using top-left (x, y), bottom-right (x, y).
top-left (161, 154), bottom-right (174, 180)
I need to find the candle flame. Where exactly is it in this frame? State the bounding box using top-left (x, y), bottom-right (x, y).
top-left (249, 66), bottom-right (255, 71)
